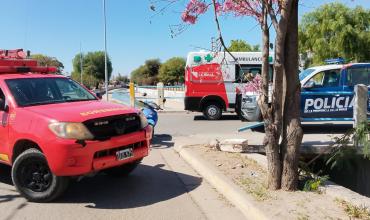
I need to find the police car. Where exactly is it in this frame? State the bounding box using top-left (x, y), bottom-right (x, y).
top-left (239, 60), bottom-right (370, 121)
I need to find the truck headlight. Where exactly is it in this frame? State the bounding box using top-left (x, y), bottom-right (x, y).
top-left (139, 112), bottom-right (148, 129)
top-left (49, 122), bottom-right (94, 140)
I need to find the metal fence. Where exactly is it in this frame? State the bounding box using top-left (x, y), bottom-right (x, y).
top-left (136, 85), bottom-right (185, 91)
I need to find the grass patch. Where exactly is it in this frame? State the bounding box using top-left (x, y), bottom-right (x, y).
top-left (296, 213), bottom-right (309, 220)
top-left (336, 199), bottom-right (370, 219)
top-left (302, 175), bottom-right (329, 193)
top-left (239, 177), bottom-right (269, 201)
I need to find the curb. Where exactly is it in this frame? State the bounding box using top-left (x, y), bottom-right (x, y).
top-left (158, 110), bottom-right (186, 113)
top-left (174, 145), bottom-right (268, 220)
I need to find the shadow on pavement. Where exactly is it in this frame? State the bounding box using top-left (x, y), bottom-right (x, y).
top-left (302, 141), bottom-right (335, 146)
top-left (194, 114), bottom-right (239, 121)
top-left (0, 162), bottom-right (202, 210)
top-left (251, 123), bottom-right (352, 134)
top-left (301, 123), bottom-right (352, 134)
top-left (151, 134), bottom-right (174, 148)
top-left (58, 164), bottom-right (202, 209)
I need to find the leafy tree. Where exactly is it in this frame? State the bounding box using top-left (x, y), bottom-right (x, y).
top-left (158, 57), bottom-right (185, 85)
top-left (70, 69), bottom-right (100, 89)
top-left (115, 74), bottom-right (130, 83)
top-left (130, 59), bottom-right (161, 85)
top-left (71, 51), bottom-right (113, 84)
top-left (299, 3), bottom-right (370, 65)
top-left (31, 54), bottom-right (64, 74)
top-left (145, 59), bottom-right (161, 77)
top-left (227, 39), bottom-right (260, 52)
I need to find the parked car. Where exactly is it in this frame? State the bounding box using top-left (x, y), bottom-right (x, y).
top-left (238, 62), bottom-right (370, 121)
top-left (0, 49), bottom-right (152, 202)
top-left (111, 91), bottom-right (159, 133)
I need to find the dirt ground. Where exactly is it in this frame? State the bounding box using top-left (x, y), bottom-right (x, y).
top-left (190, 145), bottom-right (354, 220)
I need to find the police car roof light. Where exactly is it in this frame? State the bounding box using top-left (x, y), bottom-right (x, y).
top-left (325, 58), bottom-right (345, 65)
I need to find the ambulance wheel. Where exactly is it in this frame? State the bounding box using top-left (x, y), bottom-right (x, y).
top-left (11, 148), bottom-right (70, 203)
top-left (203, 102), bottom-right (222, 120)
top-left (105, 159), bottom-right (142, 177)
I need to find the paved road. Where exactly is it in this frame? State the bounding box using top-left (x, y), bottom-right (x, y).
top-left (0, 112), bottom-right (245, 220)
top-left (155, 112), bottom-right (248, 145)
top-left (154, 112), bottom-right (352, 149)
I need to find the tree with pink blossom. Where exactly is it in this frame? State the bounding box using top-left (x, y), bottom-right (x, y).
top-left (179, 0), bottom-right (303, 191)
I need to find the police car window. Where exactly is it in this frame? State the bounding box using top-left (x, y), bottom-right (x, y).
top-left (322, 69), bottom-right (340, 87)
top-left (306, 69), bottom-right (340, 87)
top-left (6, 78), bottom-right (96, 107)
top-left (299, 68), bottom-right (315, 81)
top-left (347, 67), bottom-right (370, 86)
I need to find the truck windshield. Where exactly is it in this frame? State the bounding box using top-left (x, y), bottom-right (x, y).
top-left (6, 77), bottom-right (97, 107)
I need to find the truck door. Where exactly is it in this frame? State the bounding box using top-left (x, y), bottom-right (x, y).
top-left (344, 65), bottom-right (370, 118)
top-left (301, 69), bottom-right (345, 119)
top-left (0, 88), bottom-right (10, 164)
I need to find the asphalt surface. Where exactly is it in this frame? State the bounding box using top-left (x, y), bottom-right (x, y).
top-left (155, 112), bottom-right (248, 142)
top-left (0, 112), bottom-right (245, 220)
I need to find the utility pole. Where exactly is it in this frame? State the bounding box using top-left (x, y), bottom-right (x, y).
top-left (80, 43), bottom-right (83, 85)
top-left (103, 0), bottom-right (108, 101)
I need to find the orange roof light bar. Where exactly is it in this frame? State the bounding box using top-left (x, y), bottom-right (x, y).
top-left (0, 49), bottom-right (57, 74)
top-left (0, 66), bottom-right (57, 73)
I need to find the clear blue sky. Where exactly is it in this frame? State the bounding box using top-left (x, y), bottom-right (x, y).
top-left (0, 0), bottom-right (368, 77)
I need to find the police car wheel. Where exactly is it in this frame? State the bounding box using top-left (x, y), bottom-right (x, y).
top-left (11, 148), bottom-right (70, 203)
top-left (105, 159), bottom-right (142, 177)
top-left (203, 103), bottom-right (222, 120)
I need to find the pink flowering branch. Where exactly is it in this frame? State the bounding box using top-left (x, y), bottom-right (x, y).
top-left (181, 0), bottom-right (282, 25)
top-left (241, 74), bottom-right (263, 93)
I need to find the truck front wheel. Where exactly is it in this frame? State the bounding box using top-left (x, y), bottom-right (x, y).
top-left (203, 102), bottom-right (222, 120)
top-left (11, 148), bottom-right (69, 203)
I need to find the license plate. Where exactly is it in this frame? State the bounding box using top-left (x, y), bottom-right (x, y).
top-left (116, 148), bottom-right (133, 161)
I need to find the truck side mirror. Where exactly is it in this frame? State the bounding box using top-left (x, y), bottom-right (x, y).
top-left (95, 92), bottom-right (102, 99)
top-left (303, 81), bottom-right (315, 89)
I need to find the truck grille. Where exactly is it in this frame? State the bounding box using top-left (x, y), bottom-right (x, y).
top-left (83, 114), bottom-right (141, 140)
top-left (94, 141), bottom-right (144, 159)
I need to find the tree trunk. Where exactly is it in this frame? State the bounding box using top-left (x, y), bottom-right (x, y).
top-left (265, 0), bottom-right (294, 190)
top-left (259, 2), bottom-right (281, 190)
top-left (281, 0), bottom-right (304, 190)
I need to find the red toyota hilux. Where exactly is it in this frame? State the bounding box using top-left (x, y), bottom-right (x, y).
top-left (0, 49), bottom-right (151, 202)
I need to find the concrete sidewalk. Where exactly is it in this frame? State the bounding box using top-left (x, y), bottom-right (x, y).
top-left (175, 143), bottom-right (370, 220)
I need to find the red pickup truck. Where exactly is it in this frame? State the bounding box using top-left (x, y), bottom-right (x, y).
top-left (0, 49), bottom-right (152, 202)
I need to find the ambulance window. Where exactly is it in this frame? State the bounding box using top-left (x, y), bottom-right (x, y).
top-left (347, 67), bottom-right (370, 86)
top-left (235, 64), bottom-right (273, 82)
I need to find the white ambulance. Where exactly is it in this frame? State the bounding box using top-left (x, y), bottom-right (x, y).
top-left (184, 51), bottom-right (273, 120)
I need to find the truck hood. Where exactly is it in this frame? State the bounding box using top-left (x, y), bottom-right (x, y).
top-left (24, 100), bottom-right (138, 122)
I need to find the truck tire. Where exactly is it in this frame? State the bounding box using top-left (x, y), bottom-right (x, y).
top-left (203, 102), bottom-right (222, 120)
top-left (11, 148), bottom-right (69, 203)
top-left (104, 159), bottom-right (142, 177)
